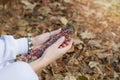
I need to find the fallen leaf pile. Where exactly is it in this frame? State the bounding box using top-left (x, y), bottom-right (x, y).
top-left (0, 0), bottom-right (120, 80)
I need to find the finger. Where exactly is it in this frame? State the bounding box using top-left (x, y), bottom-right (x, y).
top-left (59, 46), bottom-right (63, 48)
top-left (62, 44), bottom-right (66, 47)
top-left (39, 28), bottom-right (61, 40)
top-left (38, 33), bottom-right (51, 41)
top-left (60, 39), bottom-right (70, 47)
top-left (59, 39), bottom-right (71, 48)
top-left (58, 39), bottom-right (73, 53)
top-left (50, 28), bottom-right (61, 36)
top-left (53, 36), bottom-right (65, 47)
top-left (65, 40), bottom-right (70, 45)
top-left (37, 28), bottom-right (61, 44)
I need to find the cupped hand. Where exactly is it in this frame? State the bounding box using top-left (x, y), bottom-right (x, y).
top-left (30, 36), bottom-right (73, 73)
top-left (32, 28), bottom-right (61, 49)
top-left (40, 36), bottom-right (73, 66)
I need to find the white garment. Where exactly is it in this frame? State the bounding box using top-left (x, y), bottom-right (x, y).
top-left (0, 35), bottom-right (38, 80)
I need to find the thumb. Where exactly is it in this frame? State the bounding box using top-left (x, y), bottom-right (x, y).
top-left (53, 36), bottom-right (65, 47)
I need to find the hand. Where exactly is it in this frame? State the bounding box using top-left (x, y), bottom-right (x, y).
top-left (32, 28), bottom-right (61, 49)
top-left (30, 37), bottom-right (73, 73)
top-left (40, 36), bottom-right (73, 66)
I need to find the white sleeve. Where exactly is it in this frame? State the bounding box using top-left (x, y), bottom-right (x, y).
top-left (0, 62), bottom-right (39, 80)
top-left (0, 35), bottom-right (28, 65)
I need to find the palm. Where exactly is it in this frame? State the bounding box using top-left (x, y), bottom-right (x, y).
top-left (32, 28), bottom-right (61, 49)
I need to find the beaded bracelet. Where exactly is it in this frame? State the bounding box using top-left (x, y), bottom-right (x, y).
top-left (27, 34), bottom-right (33, 53)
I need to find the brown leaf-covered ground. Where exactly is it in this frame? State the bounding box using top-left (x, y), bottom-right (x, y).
top-left (0, 0), bottom-right (120, 80)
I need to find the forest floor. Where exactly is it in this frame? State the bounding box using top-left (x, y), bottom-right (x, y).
top-left (0, 0), bottom-right (120, 80)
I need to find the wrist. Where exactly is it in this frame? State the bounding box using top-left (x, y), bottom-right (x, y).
top-left (38, 58), bottom-right (49, 68)
top-left (30, 58), bottom-right (48, 73)
top-left (31, 37), bottom-right (41, 50)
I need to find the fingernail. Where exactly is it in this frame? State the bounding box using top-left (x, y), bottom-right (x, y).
top-left (62, 36), bottom-right (65, 39)
top-left (59, 28), bottom-right (61, 30)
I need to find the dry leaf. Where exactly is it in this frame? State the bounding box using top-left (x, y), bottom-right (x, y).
top-left (60, 17), bottom-right (68, 25)
top-left (80, 31), bottom-right (96, 39)
top-left (16, 20), bottom-right (28, 27)
top-left (88, 40), bottom-right (102, 48)
top-left (111, 41), bottom-right (120, 51)
top-left (64, 73), bottom-right (76, 80)
top-left (96, 53), bottom-right (113, 59)
top-left (53, 74), bottom-right (64, 80)
top-left (88, 61), bottom-right (99, 68)
top-left (68, 46), bottom-right (75, 52)
top-left (64, 75), bottom-right (76, 80)
top-left (77, 75), bottom-right (88, 80)
top-left (21, 0), bottom-right (37, 10)
top-left (73, 38), bottom-right (83, 45)
top-left (64, 0), bottom-right (73, 3)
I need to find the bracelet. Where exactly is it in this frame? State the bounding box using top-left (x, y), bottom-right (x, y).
top-left (27, 34), bottom-right (33, 53)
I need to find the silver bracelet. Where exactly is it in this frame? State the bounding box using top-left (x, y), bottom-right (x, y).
top-left (27, 34), bottom-right (33, 53)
